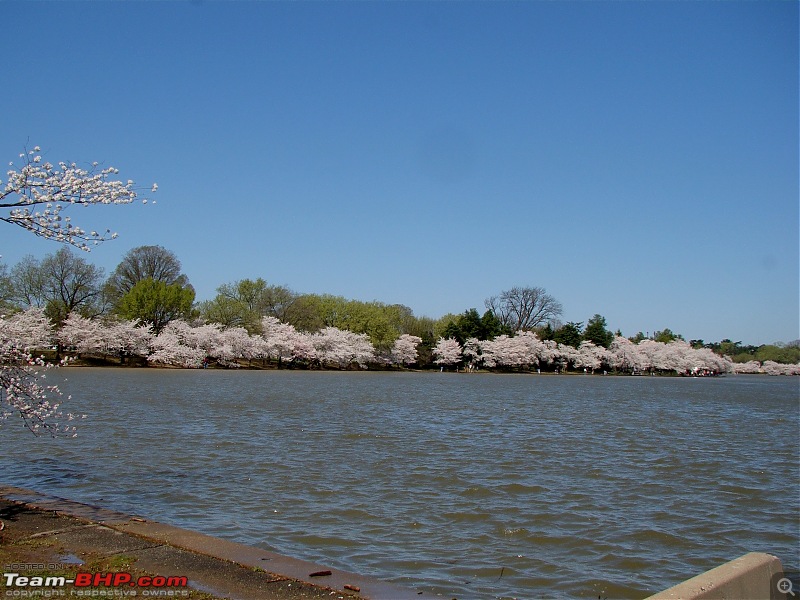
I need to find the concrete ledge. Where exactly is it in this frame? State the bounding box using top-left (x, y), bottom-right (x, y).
top-left (646, 552), bottom-right (787, 600)
top-left (0, 485), bottom-right (440, 600)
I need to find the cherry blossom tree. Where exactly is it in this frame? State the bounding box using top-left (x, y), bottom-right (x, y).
top-left (730, 360), bottom-right (799, 376)
top-left (691, 346), bottom-right (731, 374)
top-left (609, 336), bottom-right (645, 373)
top-left (200, 325), bottom-right (267, 367)
top-left (260, 316), bottom-right (315, 365)
top-left (1, 145), bottom-right (153, 434)
top-left (147, 321), bottom-right (206, 368)
top-left (0, 308), bottom-right (81, 435)
top-left (604, 336), bottom-right (734, 375)
top-left (0, 342), bottom-right (81, 436)
top-left (217, 326), bottom-right (267, 366)
top-left (575, 341), bottom-right (602, 373)
top-left (0, 307), bottom-right (53, 348)
top-left (390, 334), bottom-right (422, 366)
top-left (553, 342), bottom-right (579, 372)
top-left (57, 312), bottom-right (104, 354)
top-left (732, 360), bottom-right (762, 374)
top-left (462, 331), bottom-right (544, 370)
top-left (462, 337), bottom-right (482, 369)
top-left (144, 320), bottom-right (269, 368)
top-left (180, 322), bottom-right (225, 356)
top-left (104, 319), bottom-right (152, 361)
top-left (760, 361), bottom-right (800, 376)
top-left (57, 314), bottom-right (152, 363)
top-left (537, 339), bottom-right (560, 369)
top-left (506, 331), bottom-right (545, 369)
top-left (432, 337), bottom-right (462, 367)
top-left (311, 326), bottom-right (374, 368)
top-left (480, 335), bottom-right (532, 369)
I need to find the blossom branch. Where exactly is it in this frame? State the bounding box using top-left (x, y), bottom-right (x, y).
top-left (0, 146), bottom-right (156, 251)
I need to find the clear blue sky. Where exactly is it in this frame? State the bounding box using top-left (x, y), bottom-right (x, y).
top-left (1, 1), bottom-right (797, 346)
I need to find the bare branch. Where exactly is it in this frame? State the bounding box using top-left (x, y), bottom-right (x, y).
top-left (485, 286), bottom-right (563, 332)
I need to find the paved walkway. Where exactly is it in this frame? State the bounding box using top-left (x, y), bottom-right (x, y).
top-left (0, 485), bottom-right (441, 600)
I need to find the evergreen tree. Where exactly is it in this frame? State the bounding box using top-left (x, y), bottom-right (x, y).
top-left (553, 322), bottom-right (583, 348)
top-left (583, 314), bottom-right (614, 348)
top-left (442, 309), bottom-right (510, 344)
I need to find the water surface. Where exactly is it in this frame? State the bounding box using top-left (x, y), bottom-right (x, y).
top-left (1, 369), bottom-right (797, 598)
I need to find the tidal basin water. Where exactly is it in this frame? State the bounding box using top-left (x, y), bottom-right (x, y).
top-left (2, 369), bottom-right (798, 598)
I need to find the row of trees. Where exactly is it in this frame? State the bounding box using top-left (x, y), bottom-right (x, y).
top-left (0, 247), bottom-right (565, 355)
top-left (431, 333), bottom-right (800, 375)
top-left (3, 247), bottom-right (798, 371)
top-left (1, 306), bottom-right (422, 369)
top-left (0, 245), bottom-right (194, 330)
top-left (3, 305), bottom-right (799, 376)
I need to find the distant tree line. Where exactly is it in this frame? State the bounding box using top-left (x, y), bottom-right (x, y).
top-left (1, 245), bottom-right (797, 369)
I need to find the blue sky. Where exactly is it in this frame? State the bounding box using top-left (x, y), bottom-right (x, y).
top-left (1, 1), bottom-right (797, 346)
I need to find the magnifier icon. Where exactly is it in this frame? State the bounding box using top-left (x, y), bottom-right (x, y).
top-left (778, 577), bottom-right (796, 597)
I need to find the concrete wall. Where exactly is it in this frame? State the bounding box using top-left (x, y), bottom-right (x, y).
top-left (647, 552), bottom-right (789, 600)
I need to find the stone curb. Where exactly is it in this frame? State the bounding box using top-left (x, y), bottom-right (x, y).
top-left (0, 485), bottom-right (442, 600)
top-left (645, 552), bottom-right (788, 600)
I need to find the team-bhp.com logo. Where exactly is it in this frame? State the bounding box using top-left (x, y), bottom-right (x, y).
top-left (3, 571), bottom-right (189, 597)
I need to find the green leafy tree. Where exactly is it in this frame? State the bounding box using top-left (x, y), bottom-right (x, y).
top-left (537, 322), bottom-right (555, 341)
top-left (335, 299), bottom-right (398, 350)
top-left (583, 314), bottom-right (614, 348)
top-left (653, 328), bottom-right (683, 343)
top-left (480, 310), bottom-right (508, 339)
top-left (717, 339), bottom-right (743, 356)
top-left (105, 245), bottom-right (190, 307)
top-left (196, 295), bottom-right (245, 329)
top-left (199, 278), bottom-right (298, 333)
top-left (117, 278), bottom-right (195, 334)
top-left (442, 309), bottom-right (482, 343)
top-left (433, 313), bottom-right (459, 339)
top-left (442, 308), bottom-right (509, 344)
top-left (754, 344), bottom-right (800, 365)
top-left (282, 294), bottom-right (410, 350)
top-left (285, 294), bottom-right (327, 332)
top-left (553, 321), bottom-right (583, 348)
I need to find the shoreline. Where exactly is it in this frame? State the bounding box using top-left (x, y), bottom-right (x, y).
top-left (46, 352), bottom-right (731, 376)
top-left (0, 484), bottom-right (439, 600)
top-left (1, 485), bottom-right (790, 600)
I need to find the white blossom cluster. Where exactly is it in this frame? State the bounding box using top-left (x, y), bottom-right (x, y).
top-left (730, 360), bottom-right (800, 376)
top-left (18, 310), bottom-right (421, 370)
top-left (0, 308), bottom-right (83, 436)
top-left (434, 334), bottom-right (742, 375)
top-left (0, 146), bottom-right (156, 251)
top-left (7, 307), bottom-right (799, 377)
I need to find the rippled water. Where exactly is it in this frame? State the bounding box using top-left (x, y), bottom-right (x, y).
top-left (2, 369), bottom-right (798, 598)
